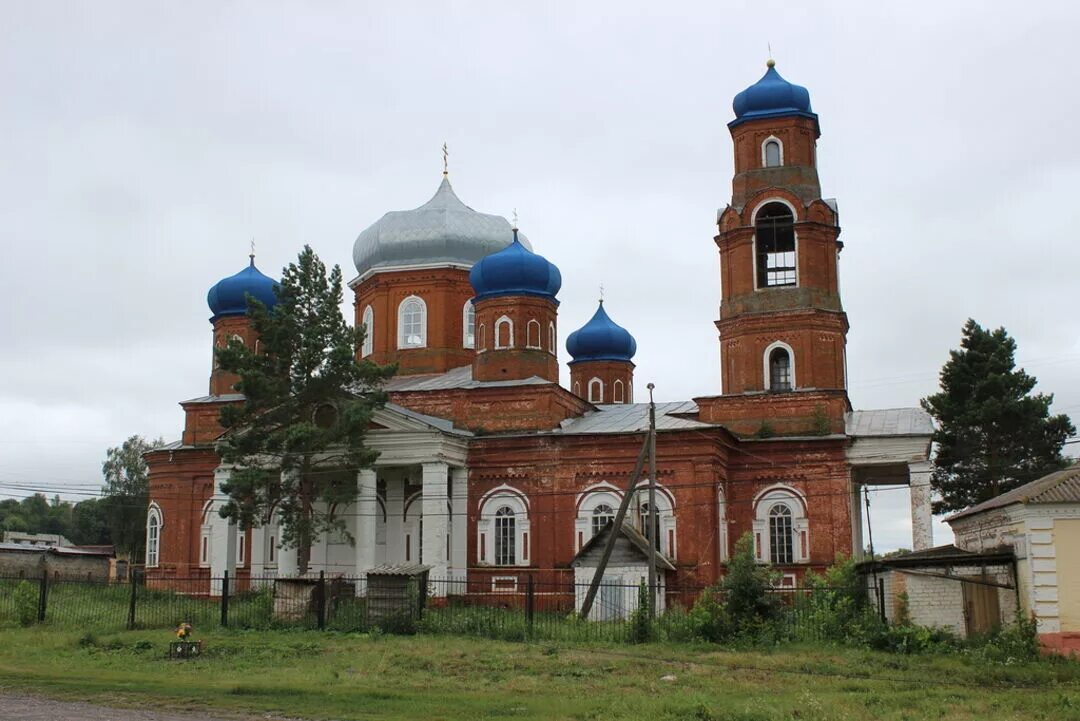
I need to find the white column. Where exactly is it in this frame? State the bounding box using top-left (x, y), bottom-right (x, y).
top-left (249, 524), bottom-right (267, 581)
top-left (354, 468), bottom-right (378, 581)
top-left (209, 467), bottom-right (237, 597)
top-left (422, 461), bottom-right (450, 593)
top-left (385, 473), bottom-right (405, 564)
top-left (851, 478), bottom-right (865, 560)
top-left (450, 466), bottom-right (469, 589)
top-left (909, 461), bottom-right (933, 551)
top-left (276, 469), bottom-right (300, 577)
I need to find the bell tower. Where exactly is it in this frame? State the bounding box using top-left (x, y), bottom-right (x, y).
top-left (700, 61), bottom-right (849, 434)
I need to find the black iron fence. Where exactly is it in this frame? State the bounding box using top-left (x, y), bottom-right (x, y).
top-left (0, 573), bottom-right (884, 644)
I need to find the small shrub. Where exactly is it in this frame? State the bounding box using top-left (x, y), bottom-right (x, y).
top-left (13, 580), bottom-right (38, 627)
top-left (867, 622), bottom-right (959, 654)
top-left (627, 581), bottom-right (652, 644)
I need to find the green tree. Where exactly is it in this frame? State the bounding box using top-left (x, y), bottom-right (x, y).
top-left (102, 435), bottom-right (163, 559)
top-left (70, 498), bottom-right (111, 545)
top-left (216, 245), bottom-right (396, 573)
top-left (721, 532), bottom-right (782, 628)
top-left (921, 319), bottom-right (1075, 514)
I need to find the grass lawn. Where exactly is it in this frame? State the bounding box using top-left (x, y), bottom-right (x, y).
top-left (0, 628), bottom-right (1077, 721)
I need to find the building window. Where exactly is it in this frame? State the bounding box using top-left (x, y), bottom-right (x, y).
top-left (494, 507), bottom-right (516, 566)
top-left (591, 504), bottom-right (615, 536)
top-left (145, 505), bottom-right (162, 568)
top-left (588, 378), bottom-right (604, 403)
top-left (632, 485), bottom-right (677, 557)
top-left (755, 202), bottom-right (796, 288)
top-left (573, 381), bottom-right (581, 397)
top-left (495, 316), bottom-right (513, 349)
top-left (463, 301), bottom-right (475, 349)
top-left (613, 379), bottom-right (625, 404)
top-left (639, 502), bottom-right (661, 550)
top-left (763, 138), bottom-right (782, 167)
top-left (237, 533), bottom-right (245, 566)
top-left (769, 347), bottom-right (792, 391)
top-left (398, 296), bottom-right (427, 348)
top-left (548, 322), bottom-right (556, 355)
top-left (361, 305), bottom-right (374, 357)
top-left (199, 502), bottom-right (212, 568)
top-left (769, 504), bottom-right (794, 564)
top-left (526, 319), bottom-right (541, 349)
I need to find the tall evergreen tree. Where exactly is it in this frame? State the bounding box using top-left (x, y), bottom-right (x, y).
top-left (102, 435), bottom-right (163, 559)
top-left (921, 319), bottom-right (1074, 514)
top-left (216, 245), bottom-right (396, 573)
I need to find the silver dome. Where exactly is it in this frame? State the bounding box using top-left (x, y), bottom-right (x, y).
top-left (352, 176), bottom-right (531, 278)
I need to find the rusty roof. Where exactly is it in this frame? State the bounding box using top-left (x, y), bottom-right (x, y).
top-left (947, 466), bottom-right (1080, 521)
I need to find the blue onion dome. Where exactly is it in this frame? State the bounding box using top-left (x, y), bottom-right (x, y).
top-left (469, 229), bottom-right (562, 302)
top-left (566, 301), bottom-right (637, 364)
top-left (206, 256), bottom-right (279, 322)
top-left (353, 176), bottom-right (531, 277)
top-left (730, 60), bottom-right (817, 130)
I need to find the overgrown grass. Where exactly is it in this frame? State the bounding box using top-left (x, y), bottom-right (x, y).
top-left (0, 627), bottom-right (1076, 721)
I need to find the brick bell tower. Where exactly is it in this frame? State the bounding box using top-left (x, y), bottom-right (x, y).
top-left (468, 226), bottom-right (561, 382)
top-left (205, 254), bottom-right (278, 396)
top-left (702, 60), bottom-right (848, 433)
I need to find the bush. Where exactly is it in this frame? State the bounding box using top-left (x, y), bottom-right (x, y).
top-left (14, 580), bottom-right (38, 627)
top-left (627, 581), bottom-right (651, 644)
top-left (797, 555), bottom-right (880, 644)
top-left (867, 622), bottom-right (959, 654)
top-left (966, 612), bottom-right (1041, 665)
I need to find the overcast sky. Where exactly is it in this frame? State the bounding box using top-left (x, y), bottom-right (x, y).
top-left (2, 1), bottom-right (1078, 552)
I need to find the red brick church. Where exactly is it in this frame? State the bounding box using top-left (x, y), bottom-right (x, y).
top-left (145, 61), bottom-right (933, 600)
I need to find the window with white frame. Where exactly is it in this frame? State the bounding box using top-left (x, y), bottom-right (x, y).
top-left (265, 510), bottom-right (280, 568)
top-left (752, 487), bottom-right (809, 565)
top-left (361, 305), bottom-right (374, 357)
top-left (588, 378), bottom-right (603, 403)
top-left (495, 316), bottom-right (513, 349)
top-left (717, 488), bottom-right (729, 563)
top-left (574, 486), bottom-right (622, 550)
top-left (763, 138), bottom-right (783, 167)
top-left (613, 379), bottom-right (625, 404)
top-left (632, 485), bottom-right (676, 558)
top-left (755, 202), bottom-right (796, 288)
top-left (548, 321), bottom-right (556, 355)
top-left (639, 502), bottom-right (661, 550)
top-left (145, 505), bottom-right (162, 568)
top-left (526, 319), bottom-right (541, 349)
top-left (573, 381), bottom-right (581, 397)
top-left (477, 323), bottom-right (486, 352)
top-left (398, 296), bottom-right (427, 348)
top-left (478, 487), bottom-right (530, 566)
top-left (591, 504), bottom-right (615, 536)
top-left (463, 301), bottom-right (475, 349)
top-left (199, 502), bottom-right (212, 568)
top-left (237, 531), bottom-right (246, 566)
top-left (768, 346), bottom-right (793, 391)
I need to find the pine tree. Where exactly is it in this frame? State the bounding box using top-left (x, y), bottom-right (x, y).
top-left (921, 319), bottom-right (1074, 514)
top-left (215, 245), bottom-right (396, 573)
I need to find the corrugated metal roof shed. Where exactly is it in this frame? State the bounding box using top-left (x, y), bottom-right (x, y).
top-left (948, 466), bottom-right (1080, 521)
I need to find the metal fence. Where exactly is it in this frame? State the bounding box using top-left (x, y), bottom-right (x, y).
top-left (0, 573), bottom-right (883, 644)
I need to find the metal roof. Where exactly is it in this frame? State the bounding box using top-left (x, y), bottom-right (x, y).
top-left (384, 365), bottom-right (550, 392)
top-left (845, 408), bottom-right (934, 437)
top-left (368, 563), bottom-right (432, 576)
top-left (180, 393), bottom-right (244, 404)
top-left (571, 522), bottom-right (676, 571)
top-left (558, 401), bottom-right (709, 435)
top-left (948, 466), bottom-right (1080, 521)
top-left (381, 402), bottom-right (472, 437)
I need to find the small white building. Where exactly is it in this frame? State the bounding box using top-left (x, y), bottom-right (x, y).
top-left (571, 522), bottom-right (675, 621)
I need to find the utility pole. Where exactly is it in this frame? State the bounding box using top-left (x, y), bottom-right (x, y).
top-left (646, 383), bottom-right (658, 621)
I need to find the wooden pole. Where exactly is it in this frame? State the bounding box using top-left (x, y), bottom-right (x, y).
top-left (579, 436), bottom-right (649, 619)
top-left (647, 383), bottom-right (658, 622)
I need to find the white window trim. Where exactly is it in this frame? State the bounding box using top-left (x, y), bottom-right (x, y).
top-left (573, 381), bottom-right (581, 397)
top-left (631, 482), bottom-right (677, 559)
top-left (718, 488), bottom-right (729, 563)
top-left (751, 485), bottom-right (809, 565)
top-left (613, 379), bottom-right (625, 404)
top-left (199, 499), bottom-right (213, 569)
top-left (761, 135), bottom-right (784, 167)
top-left (751, 198), bottom-right (800, 291)
top-left (145, 503), bottom-right (163, 568)
top-left (495, 315), bottom-right (514, 350)
top-left (477, 323), bottom-right (486, 353)
top-left (762, 340), bottom-right (796, 391)
top-left (574, 486), bottom-right (623, 551)
top-left (588, 377), bottom-right (604, 403)
top-left (462, 301), bottom-right (475, 349)
top-left (526, 319), bottom-right (542, 349)
top-left (477, 485), bottom-right (530, 567)
top-left (548, 321), bottom-right (556, 356)
top-left (236, 531), bottom-right (245, 567)
top-left (361, 305), bottom-right (374, 357)
top-left (397, 295), bottom-right (428, 349)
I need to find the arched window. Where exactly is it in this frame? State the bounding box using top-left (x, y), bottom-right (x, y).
top-left (755, 202), bottom-right (796, 288)
top-left (591, 504), bottom-right (615, 536)
top-left (526, 319), bottom-right (541, 349)
top-left (494, 507), bottom-right (516, 565)
top-left (588, 378), bottom-right (604, 403)
top-left (752, 486), bottom-right (809, 565)
top-left (398, 296), bottom-right (427, 348)
top-left (145, 505), bottom-right (162, 568)
top-left (632, 484), bottom-right (677, 557)
top-left (769, 346), bottom-right (792, 391)
top-left (361, 305), bottom-right (374, 357)
top-left (613, 379), bottom-right (625, 404)
top-left (495, 316), bottom-right (513, 349)
top-left (478, 486), bottom-right (529, 566)
top-left (769, 504), bottom-right (794, 564)
top-left (639, 502), bottom-right (661, 550)
top-left (477, 323), bottom-right (486, 352)
top-left (199, 501), bottom-right (213, 568)
top-left (462, 301), bottom-right (475, 349)
top-left (548, 322), bottom-right (556, 355)
top-left (763, 138), bottom-right (782, 167)
top-left (573, 381), bottom-right (581, 397)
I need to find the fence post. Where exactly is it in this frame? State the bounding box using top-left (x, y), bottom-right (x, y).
top-left (316, 570), bottom-right (326, 630)
top-left (127, 570), bottom-right (138, 630)
top-left (37, 571), bottom-right (48, 623)
top-left (877, 577), bottom-right (886, 624)
top-left (526, 575), bottom-right (535, 639)
top-left (220, 570), bottom-right (230, 628)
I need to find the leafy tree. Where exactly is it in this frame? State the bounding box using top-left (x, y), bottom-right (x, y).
top-left (721, 532), bottom-right (782, 627)
top-left (215, 245), bottom-right (396, 573)
top-left (102, 435), bottom-right (163, 559)
top-left (921, 319), bottom-right (1075, 514)
top-left (70, 498), bottom-right (111, 545)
